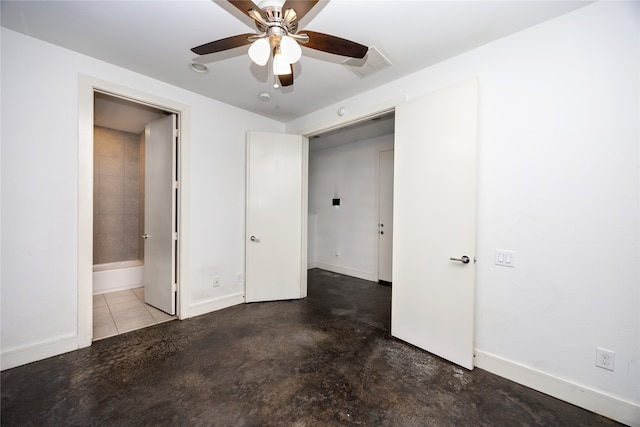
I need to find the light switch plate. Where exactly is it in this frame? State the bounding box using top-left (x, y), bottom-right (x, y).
top-left (495, 249), bottom-right (515, 267)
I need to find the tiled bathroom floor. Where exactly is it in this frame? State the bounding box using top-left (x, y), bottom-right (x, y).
top-left (93, 288), bottom-right (176, 341)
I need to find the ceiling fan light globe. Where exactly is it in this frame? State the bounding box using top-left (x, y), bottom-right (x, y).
top-left (273, 53), bottom-right (292, 75)
top-left (255, 0), bottom-right (286, 8)
top-left (248, 38), bottom-right (270, 66)
top-left (280, 35), bottom-right (302, 64)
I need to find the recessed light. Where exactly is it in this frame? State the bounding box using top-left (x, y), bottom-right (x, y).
top-left (258, 91), bottom-right (271, 101)
top-left (189, 62), bottom-right (209, 73)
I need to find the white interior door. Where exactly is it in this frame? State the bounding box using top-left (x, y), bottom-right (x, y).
top-left (245, 131), bottom-right (308, 302)
top-left (143, 114), bottom-right (176, 315)
top-left (391, 78), bottom-right (478, 370)
top-left (378, 149), bottom-right (394, 283)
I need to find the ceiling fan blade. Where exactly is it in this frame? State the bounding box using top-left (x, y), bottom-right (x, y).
top-left (289, 32), bottom-right (309, 44)
top-left (282, 8), bottom-right (297, 26)
top-left (302, 31), bottom-right (368, 59)
top-left (283, 0), bottom-right (319, 21)
top-left (191, 34), bottom-right (254, 55)
top-left (228, 0), bottom-right (263, 19)
top-left (248, 9), bottom-right (269, 26)
top-left (279, 65), bottom-right (294, 87)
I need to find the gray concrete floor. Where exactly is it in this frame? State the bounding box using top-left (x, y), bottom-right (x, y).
top-left (1, 269), bottom-right (620, 426)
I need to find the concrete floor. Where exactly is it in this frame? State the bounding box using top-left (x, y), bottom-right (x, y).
top-left (1, 269), bottom-right (620, 426)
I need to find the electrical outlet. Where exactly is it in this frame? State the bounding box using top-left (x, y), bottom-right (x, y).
top-left (212, 276), bottom-right (221, 288)
top-left (595, 347), bottom-right (615, 371)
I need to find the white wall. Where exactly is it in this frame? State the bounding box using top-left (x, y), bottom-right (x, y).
top-left (308, 135), bottom-right (393, 280)
top-left (1, 29), bottom-right (284, 364)
top-left (289, 1), bottom-right (639, 423)
top-left (1, 1), bottom-right (638, 422)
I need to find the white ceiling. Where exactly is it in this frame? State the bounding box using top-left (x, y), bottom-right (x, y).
top-left (1, 0), bottom-right (591, 123)
top-left (94, 92), bottom-right (167, 134)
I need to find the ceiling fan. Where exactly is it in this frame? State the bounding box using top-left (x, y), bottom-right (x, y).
top-left (191, 0), bottom-right (369, 88)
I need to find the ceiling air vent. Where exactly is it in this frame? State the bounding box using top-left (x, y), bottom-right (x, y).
top-left (343, 47), bottom-right (391, 78)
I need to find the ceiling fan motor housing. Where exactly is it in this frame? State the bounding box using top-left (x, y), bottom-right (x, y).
top-left (255, 5), bottom-right (299, 38)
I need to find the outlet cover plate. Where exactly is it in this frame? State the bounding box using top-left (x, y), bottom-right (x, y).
top-left (596, 347), bottom-right (615, 371)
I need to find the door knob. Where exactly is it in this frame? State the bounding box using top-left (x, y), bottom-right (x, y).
top-left (250, 236), bottom-right (259, 242)
top-left (450, 255), bottom-right (470, 264)
top-left (141, 234), bottom-right (149, 240)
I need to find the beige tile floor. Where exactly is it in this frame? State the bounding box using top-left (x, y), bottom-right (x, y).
top-left (93, 288), bottom-right (176, 341)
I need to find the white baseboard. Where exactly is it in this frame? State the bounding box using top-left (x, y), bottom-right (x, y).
top-left (474, 350), bottom-right (640, 426)
top-left (188, 292), bottom-right (245, 318)
top-left (313, 262), bottom-right (377, 282)
top-left (2, 292), bottom-right (245, 371)
top-left (1, 334), bottom-right (90, 371)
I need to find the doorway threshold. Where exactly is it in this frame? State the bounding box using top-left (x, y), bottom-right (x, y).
top-left (93, 288), bottom-right (175, 341)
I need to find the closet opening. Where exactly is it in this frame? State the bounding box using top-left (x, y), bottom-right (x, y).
top-left (307, 112), bottom-right (395, 285)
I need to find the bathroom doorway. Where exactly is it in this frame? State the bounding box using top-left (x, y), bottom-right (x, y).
top-left (92, 92), bottom-right (177, 340)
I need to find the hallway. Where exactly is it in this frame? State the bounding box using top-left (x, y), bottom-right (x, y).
top-left (1, 269), bottom-right (619, 426)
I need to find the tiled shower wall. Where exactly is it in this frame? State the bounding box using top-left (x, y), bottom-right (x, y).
top-left (93, 126), bottom-right (144, 265)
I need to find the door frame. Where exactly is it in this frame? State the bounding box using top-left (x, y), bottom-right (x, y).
top-left (377, 148), bottom-right (394, 283)
top-left (78, 74), bottom-right (191, 346)
top-left (298, 98), bottom-right (405, 139)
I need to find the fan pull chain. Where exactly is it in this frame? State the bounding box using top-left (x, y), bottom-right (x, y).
top-left (271, 54), bottom-right (280, 88)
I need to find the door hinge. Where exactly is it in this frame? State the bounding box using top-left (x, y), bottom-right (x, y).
top-left (173, 128), bottom-right (179, 139)
top-left (172, 282), bottom-right (177, 292)
top-left (173, 232), bottom-right (178, 240)
top-left (173, 181), bottom-right (179, 190)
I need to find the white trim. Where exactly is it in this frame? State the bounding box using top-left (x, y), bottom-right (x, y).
top-left (313, 262), bottom-right (377, 282)
top-left (296, 96), bottom-right (406, 138)
top-left (1, 335), bottom-right (88, 371)
top-left (189, 293), bottom-right (246, 318)
top-left (300, 137), bottom-right (309, 298)
top-left (77, 75), bottom-right (95, 349)
top-left (475, 350), bottom-right (640, 427)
